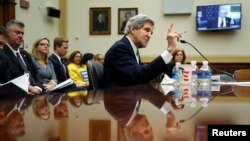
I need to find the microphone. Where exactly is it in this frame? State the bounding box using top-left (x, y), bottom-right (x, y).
top-left (179, 88), bottom-right (232, 123)
top-left (179, 95), bottom-right (216, 123)
top-left (180, 39), bottom-right (233, 78)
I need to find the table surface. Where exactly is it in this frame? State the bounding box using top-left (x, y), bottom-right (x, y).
top-left (0, 83), bottom-right (250, 141)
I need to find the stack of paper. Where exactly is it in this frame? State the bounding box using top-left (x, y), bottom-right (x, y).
top-left (51, 79), bottom-right (73, 91)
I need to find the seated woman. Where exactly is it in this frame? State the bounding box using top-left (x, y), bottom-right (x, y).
top-left (31, 37), bottom-right (57, 92)
top-left (67, 51), bottom-right (89, 87)
top-left (32, 95), bottom-right (50, 120)
top-left (93, 53), bottom-right (104, 64)
top-left (165, 48), bottom-right (186, 78)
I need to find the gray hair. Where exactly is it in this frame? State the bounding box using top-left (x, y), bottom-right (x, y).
top-left (124, 14), bottom-right (154, 35)
top-left (5, 19), bottom-right (25, 32)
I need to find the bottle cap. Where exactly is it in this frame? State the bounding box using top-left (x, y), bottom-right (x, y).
top-left (191, 60), bottom-right (197, 65)
top-left (202, 61), bottom-right (208, 65)
top-left (176, 62), bottom-right (181, 66)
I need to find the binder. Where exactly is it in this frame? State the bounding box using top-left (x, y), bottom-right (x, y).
top-left (0, 73), bottom-right (30, 97)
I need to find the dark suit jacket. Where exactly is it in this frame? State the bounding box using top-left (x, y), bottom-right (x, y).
top-left (0, 51), bottom-right (11, 83)
top-left (120, 20), bottom-right (127, 32)
top-left (104, 85), bottom-right (169, 126)
top-left (103, 36), bottom-right (169, 88)
top-left (164, 63), bottom-right (175, 78)
top-left (48, 54), bottom-right (69, 84)
top-left (2, 45), bottom-right (38, 85)
top-left (93, 20), bottom-right (106, 31)
top-left (207, 17), bottom-right (234, 28)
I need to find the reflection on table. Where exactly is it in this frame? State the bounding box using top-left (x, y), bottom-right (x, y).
top-left (0, 83), bottom-right (250, 141)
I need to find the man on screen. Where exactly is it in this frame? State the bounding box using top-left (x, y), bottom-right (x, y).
top-left (207, 7), bottom-right (235, 28)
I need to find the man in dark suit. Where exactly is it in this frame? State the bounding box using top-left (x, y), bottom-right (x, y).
top-left (207, 8), bottom-right (235, 29)
top-left (48, 37), bottom-right (69, 84)
top-left (120, 11), bottom-right (132, 33)
top-left (93, 13), bottom-right (107, 31)
top-left (103, 14), bottom-right (181, 88)
top-left (2, 20), bottom-right (41, 95)
top-left (104, 85), bottom-right (181, 141)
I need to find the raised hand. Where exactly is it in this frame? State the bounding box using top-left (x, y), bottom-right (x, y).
top-left (166, 24), bottom-right (181, 54)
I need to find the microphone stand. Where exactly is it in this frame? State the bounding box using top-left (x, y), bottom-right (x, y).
top-left (179, 96), bottom-right (216, 123)
top-left (178, 88), bottom-right (233, 123)
top-left (180, 40), bottom-right (233, 78)
top-left (180, 40), bottom-right (209, 62)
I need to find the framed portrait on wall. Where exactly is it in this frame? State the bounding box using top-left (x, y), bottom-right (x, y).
top-left (118, 8), bottom-right (138, 34)
top-left (89, 7), bottom-right (111, 35)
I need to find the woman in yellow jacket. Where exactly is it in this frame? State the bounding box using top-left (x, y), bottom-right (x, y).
top-left (67, 50), bottom-right (89, 87)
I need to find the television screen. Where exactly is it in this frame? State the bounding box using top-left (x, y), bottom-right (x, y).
top-left (196, 3), bottom-right (242, 31)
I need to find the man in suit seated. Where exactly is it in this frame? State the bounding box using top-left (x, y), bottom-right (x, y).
top-left (104, 85), bottom-right (182, 141)
top-left (49, 37), bottom-right (69, 84)
top-left (196, 11), bottom-right (207, 28)
top-left (120, 11), bottom-right (132, 33)
top-left (207, 8), bottom-right (235, 29)
top-left (2, 20), bottom-right (41, 95)
top-left (103, 14), bottom-right (181, 88)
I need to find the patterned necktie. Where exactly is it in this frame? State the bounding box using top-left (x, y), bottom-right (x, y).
top-left (16, 52), bottom-right (28, 73)
top-left (16, 52), bottom-right (35, 84)
top-left (60, 58), bottom-right (67, 79)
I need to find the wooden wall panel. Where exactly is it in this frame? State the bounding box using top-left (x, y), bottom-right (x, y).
top-left (89, 120), bottom-right (111, 141)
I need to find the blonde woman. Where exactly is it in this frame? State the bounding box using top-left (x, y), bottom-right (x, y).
top-left (31, 37), bottom-right (57, 92)
top-left (32, 95), bottom-right (50, 120)
top-left (94, 53), bottom-right (104, 64)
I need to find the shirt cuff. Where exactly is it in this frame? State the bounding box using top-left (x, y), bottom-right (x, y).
top-left (160, 101), bottom-right (172, 115)
top-left (161, 50), bottom-right (173, 64)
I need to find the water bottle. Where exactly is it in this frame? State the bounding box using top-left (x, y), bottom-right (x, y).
top-left (172, 62), bottom-right (181, 85)
top-left (198, 84), bottom-right (211, 107)
top-left (191, 61), bottom-right (199, 86)
top-left (197, 61), bottom-right (212, 86)
top-left (172, 85), bottom-right (180, 103)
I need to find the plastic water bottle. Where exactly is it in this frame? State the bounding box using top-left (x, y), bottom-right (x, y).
top-left (172, 62), bottom-right (181, 85)
top-left (172, 85), bottom-right (180, 102)
top-left (191, 61), bottom-right (199, 86)
top-left (197, 84), bottom-right (211, 107)
top-left (197, 61), bottom-right (212, 86)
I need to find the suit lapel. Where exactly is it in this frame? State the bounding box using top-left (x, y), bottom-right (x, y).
top-left (3, 45), bottom-right (23, 70)
top-left (121, 36), bottom-right (138, 63)
top-left (51, 54), bottom-right (61, 66)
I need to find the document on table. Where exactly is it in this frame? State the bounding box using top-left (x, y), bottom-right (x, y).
top-left (0, 73), bottom-right (30, 92)
top-left (51, 78), bottom-right (73, 91)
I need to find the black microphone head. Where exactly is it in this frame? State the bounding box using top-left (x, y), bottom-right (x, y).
top-left (180, 40), bottom-right (187, 44)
